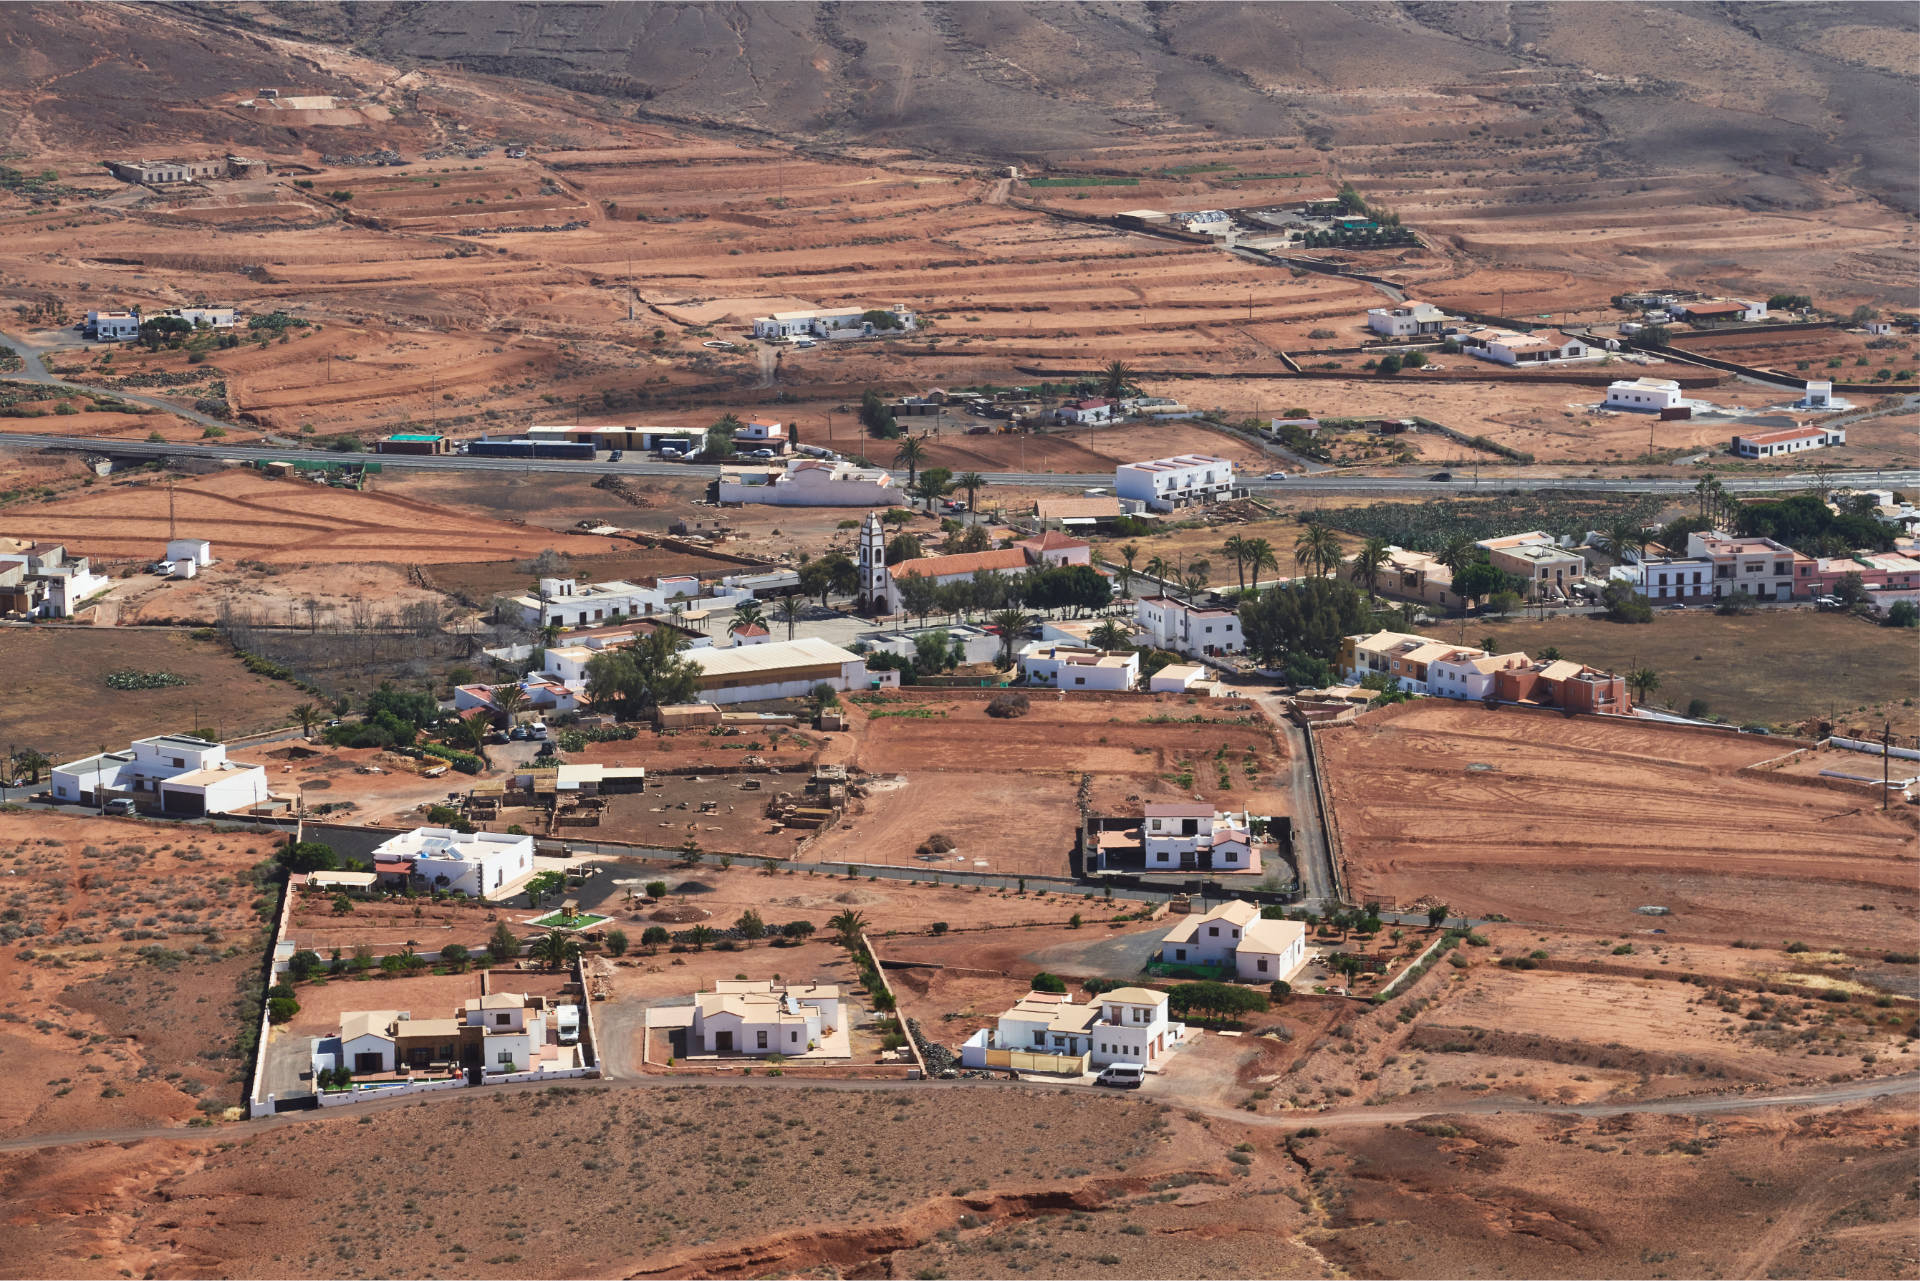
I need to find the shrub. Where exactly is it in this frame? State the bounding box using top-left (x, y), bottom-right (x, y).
top-left (605, 928), bottom-right (629, 957)
top-left (1030, 971), bottom-right (1068, 994)
top-left (986, 692), bottom-right (1031, 719)
top-left (267, 996), bottom-right (299, 1023)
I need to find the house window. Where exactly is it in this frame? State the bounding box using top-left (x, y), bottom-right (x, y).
top-left (1258, 958), bottom-right (1269, 972)
top-left (495, 1013), bottom-right (510, 1026)
top-left (1175, 948), bottom-right (1186, 961)
top-left (497, 1052), bottom-right (514, 1066)
top-left (1208, 926), bottom-right (1218, 936)
top-left (1033, 1030), bottom-right (1046, 1047)
top-left (756, 1030), bottom-right (768, 1049)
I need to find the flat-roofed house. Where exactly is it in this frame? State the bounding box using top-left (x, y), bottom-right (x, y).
top-left (369, 827), bottom-right (535, 899)
top-left (1605, 377), bottom-right (1684, 411)
top-left (50, 734), bottom-right (270, 815)
top-left (1366, 301), bottom-right (1448, 337)
top-left (1135, 595), bottom-right (1242, 657)
top-left (1687, 531), bottom-right (1813, 602)
top-left (1338, 630), bottom-right (1473, 694)
top-left (1142, 802), bottom-right (1258, 872)
top-left (1114, 454), bottom-right (1236, 513)
top-left (1018, 641), bottom-right (1138, 691)
top-left (689, 980), bottom-right (844, 1056)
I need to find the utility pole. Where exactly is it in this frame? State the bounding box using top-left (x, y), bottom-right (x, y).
top-left (1883, 720), bottom-right (1892, 811)
top-left (168, 479), bottom-right (176, 542)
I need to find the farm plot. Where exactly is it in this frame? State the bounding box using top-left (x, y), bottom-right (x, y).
top-left (0, 627), bottom-right (309, 760)
top-left (0, 468), bottom-right (568, 566)
top-left (1316, 700), bottom-right (1918, 951)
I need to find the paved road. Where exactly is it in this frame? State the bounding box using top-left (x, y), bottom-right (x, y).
top-left (1, 428), bottom-right (1914, 495)
top-left (2, 1063), bottom-right (1911, 1156)
top-left (1268, 708), bottom-right (1337, 911)
top-left (0, 330), bottom-right (232, 430)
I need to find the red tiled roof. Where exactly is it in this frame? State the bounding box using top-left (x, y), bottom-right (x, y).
top-left (889, 547), bottom-right (1030, 580)
top-left (1016, 531), bottom-right (1089, 552)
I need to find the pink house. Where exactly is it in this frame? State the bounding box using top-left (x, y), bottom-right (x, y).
top-left (1798, 551), bottom-right (1920, 599)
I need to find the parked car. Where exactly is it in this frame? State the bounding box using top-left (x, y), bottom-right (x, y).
top-left (1095, 1062), bottom-right (1145, 1089)
top-left (746, 449), bottom-right (775, 459)
top-left (1814, 594), bottom-right (1845, 610)
top-left (508, 725), bottom-right (530, 741)
top-left (966, 425), bottom-right (992, 435)
top-left (608, 449), bottom-right (623, 461)
top-left (104, 798), bottom-right (137, 816)
top-left (1429, 471), bottom-right (1454, 482)
top-left (1263, 471), bottom-right (1289, 481)
top-left (528, 722), bottom-right (550, 739)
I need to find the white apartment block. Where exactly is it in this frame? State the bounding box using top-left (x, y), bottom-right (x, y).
top-left (51, 734), bottom-right (270, 816)
top-left (1135, 595), bottom-right (1242, 657)
top-left (1114, 454), bottom-right (1236, 513)
top-left (1630, 557), bottom-right (1715, 603)
top-left (1686, 532), bottom-right (1812, 602)
top-left (1426, 649), bottom-right (1531, 700)
top-left (717, 457), bottom-right (902, 507)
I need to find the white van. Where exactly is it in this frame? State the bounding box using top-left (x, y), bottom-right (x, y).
top-left (1095, 1062), bottom-right (1145, 1089)
top-left (555, 1004), bottom-right (581, 1045)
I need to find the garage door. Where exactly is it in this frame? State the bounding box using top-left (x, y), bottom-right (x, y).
top-left (160, 789), bottom-right (206, 817)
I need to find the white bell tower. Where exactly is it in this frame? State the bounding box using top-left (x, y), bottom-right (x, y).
top-left (857, 511), bottom-right (889, 613)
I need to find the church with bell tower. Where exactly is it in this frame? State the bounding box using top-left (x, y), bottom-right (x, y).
top-left (856, 511), bottom-right (889, 614)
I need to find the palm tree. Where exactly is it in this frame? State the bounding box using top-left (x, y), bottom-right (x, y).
top-left (989, 606), bottom-right (1034, 668)
top-left (1101, 359), bottom-right (1133, 400)
top-left (1116, 542), bottom-right (1141, 597)
top-left (955, 471), bottom-right (987, 516)
top-left (291, 703), bottom-right (319, 737)
top-left (1601, 518), bottom-right (1646, 564)
top-left (539, 621), bottom-right (562, 648)
top-left (492, 682), bottom-right (528, 729)
top-left (1243, 539), bottom-right (1278, 591)
top-left (893, 436), bottom-right (927, 485)
top-left (1221, 534), bottom-right (1250, 592)
top-left (1183, 559), bottom-right (1211, 600)
top-left (1090, 619), bottom-right (1133, 650)
top-left (776, 593), bottom-right (803, 640)
top-left (827, 908), bottom-right (870, 950)
top-left (531, 931), bottom-right (583, 971)
top-left (1144, 555), bottom-right (1174, 596)
top-left (1294, 522), bottom-right (1342, 578)
top-left (1435, 534), bottom-right (1477, 577)
top-left (732, 598), bottom-right (765, 632)
top-left (1348, 536), bottom-right (1391, 600)
top-left (456, 710), bottom-right (493, 766)
top-left (1626, 666), bottom-right (1661, 705)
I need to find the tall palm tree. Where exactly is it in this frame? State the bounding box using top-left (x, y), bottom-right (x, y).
top-left (457, 710), bottom-right (493, 766)
top-left (732, 598), bottom-right (765, 632)
top-left (955, 471), bottom-right (987, 515)
top-left (1090, 619), bottom-right (1133, 650)
top-left (989, 606), bottom-right (1033, 668)
top-left (827, 908), bottom-right (870, 950)
top-left (1348, 536), bottom-right (1391, 600)
top-left (539, 621), bottom-right (562, 647)
top-left (1601, 518), bottom-right (1646, 563)
top-left (1144, 555), bottom-right (1174, 595)
top-left (1101, 359), bottom-right (1133, 400)
top-left (1294, 522), bottom-right (1342, 578)
top-left (1243, 539), bottom-right (1278, 591)
top-left (492, 682), bottom-right (528, 729)
top-left (291, 703), bottom-right (319, 737)
top-left (1221, 534), bottom-right (1250, 592)
top-left (1626, 666), bottom-right (1661, 704)
top-left (1183, 567), bottom-right (1210, 599)
top-left (1435, 533), bottom-right (1477, 577)
top-left (776, 593), bottom-right (803, 640)
top-left (893, 436), bottom-right (927, 485)
top-left (1116, 542), bottom-right (1141, 597)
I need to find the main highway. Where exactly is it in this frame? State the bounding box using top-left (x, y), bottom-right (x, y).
top-left (3, 431), bottom-right (1914, 495)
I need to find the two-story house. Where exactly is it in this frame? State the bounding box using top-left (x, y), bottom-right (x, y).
top-left (1135, 596), bottom-right (1243, 657)
top-left (1159, 901), bottom-right (1309, 983)
top-left (1142, 802), bottom-right (1258, 872)
top-left (1686, 532), bottom-right (1812, 603)
top-left (1114, 454), bottom-right (1236, 513)
top-left (50, 734), bottom-right (270, 815)
top-left (961, 987), bottom-right (1189, 1073)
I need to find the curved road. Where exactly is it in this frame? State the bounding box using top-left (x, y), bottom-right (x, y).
top-left (1, 1064), bottom-right (1911, 1156)
top-left (0, 330), bottom-right (231, 431)
top-left (0, 428), bottom-right (1912, 496)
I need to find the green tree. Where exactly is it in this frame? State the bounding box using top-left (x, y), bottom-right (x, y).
top-left (1222, 534), bottom-right (1250, 592)
top-left (782, 919), bottom-right (816, 941)
top-left (732, 598), bottom-right (765, 632)
top-left (1888, 600), bottom-right (1918, 628)
top-left (9, 747), bottom-right (49, 785)
top-left (277, 840), bottom-right (337, 875)
top-left (1426, 903), bottom-right (1449, 927)
top-left (604, 928), bottom-right (629, 957)
top-left (736, 909), bottom-right (768, 944)
top-left (287, 949), bottom-right (323, 980)
top-left (641, 925), bottom-right (671, 953)
top-left (1601, 517), bottom-right (1647, 563)
top-left (584, 627), bottom-right (699, 721)
top-left (291, 703), bottom-right (319, 737)
top-left (705, 412), bottom-right (742, 460)
top-left (487, 921), bottom-right (521, 963)
top-left (455, 709), bottom-right (493, 765)
top-left (776, 592), bottom-right (803, 640)
top-left (1101, 360), bottom-right (1133, 399)
top-left (885, 532), bottom-right (923, 565)
top-left (524, 869), bottom-right (567, 909)
top-left (1347, 536), bottom-right (1390, 600)
top-left (955, 471), bottom-right (987, 515)
top-left (1030, 971), bottom-right (1068, 994)
top-left (1090, 619), bottom-right (1133, 650)
top-left (1116, 542), bottom-right (1141, 597)
top-left (530, 931), bottom-right (583, 971)
top-left (859, 388), bottom-right (899, 439)
top-left (688, 924), bottom-right (718, 951)
top-left (989, 607), bottom-right (1034, 668)
top-left (1626, 666), bottom-right (1661, 704)
top-left (439, 942), bottom-right (471, 971)
top-left (1293, 521), bottom-right (1343, 579)
top-left (827, 908), bottom-right (870, 950)
top-left (893, 435), bottom-right (927, 485)
top-left (1243, 538), bottom-right (1278, 591)
top-left (492, 681), bottom-right (529, 728)
top-left (911, 466), bottom-right (953, 512)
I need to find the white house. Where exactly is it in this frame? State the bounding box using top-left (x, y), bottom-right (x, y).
top-left (1426, 649), bottom-right (1531, 700)
top-left (1148, 663), bottom-right (1223, 696)
top-left (0, 543), bottom-right (109, 617)
top-left (689, 980), bottom-right (843, 1057)
top-left (370, 827), bottom-right (535, 899)
top-left (1604, 377), bottom-right (1684, 411)
top-left (1366, 301), bottom-right (1448, 337)
top-left (1672, 298), bottom-right (1768, 324)
top-left (1159, 901), bottom-right (1309, 983)
top-left (1799, 380), bottom-right (1835, 409)
top-left (86, 310), bottom-right (141, 340)
top-left (1135, 596), bottom-right (1242, 657)
top-left (506, 575), bottom-right (707, 629)
top-left (1339, 630), bottom-right (1477, 694)
top-left (1141, 802), bottom-right (1260, 872)
top-left (463, 992), bottom-right (549, 1075)
top-left (718, 457), bottom-right (901, 507)
top-left (960, 987), bottom-right (1188, 1072)
top-left (735, 419), bottom-right (789, 453)
top-left (173, 307), bottom-right (238, 329)
top-left (1054, 398), bottom-right (1115, 425)
top-left (1012, 531), bottom-right (1092, 567)
top-left (751, 305), bottom-right (916, 342)
top-left (1628, 556), bottom-right (1715, 603)
top-left (165, 538), bottom-right (213, 566)
top-left (1460, 328), bottom-right (1595, 366)
top-left (1115, 454), bottom-right (1236, 513)
top-left (1018, 642), bottom-right (1138, 691)
top-left (51, 734), bottom-right (270, 815)
top-left (1730, 426), bottom-right (1846, 459)
top-left (686, 636), bottom-right (872, 705)
top-left (1686, 531), bottom-right (1812, 602)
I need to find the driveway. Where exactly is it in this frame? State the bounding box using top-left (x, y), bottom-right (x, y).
top-left (1023, 924), bottom-right (1167, 979)
top-left (260, 1027), bottom-right (317, 1105)
top-left (593, 997), bottom-right (651, 1079)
